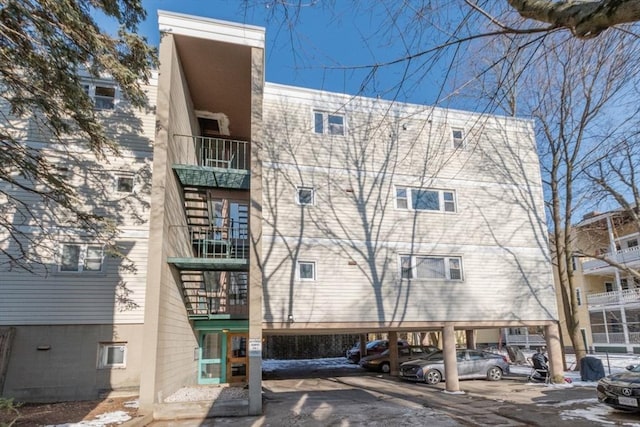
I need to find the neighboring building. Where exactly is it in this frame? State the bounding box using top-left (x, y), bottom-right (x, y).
top-left (0, 11), bottom-right (560, 418)
top-left (558, 210), bottom-right (640, 354)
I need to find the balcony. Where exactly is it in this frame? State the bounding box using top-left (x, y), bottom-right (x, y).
top-left (582, 246), bottom-right (640, 274)
top-left (181, 271), bottom-right (248, 319)
top-left (173, 135), bottom-right (250, 190)
top-left (587, 288), bottom-right (640, 308)
top-left (167, 224), bottom-right (249, 271)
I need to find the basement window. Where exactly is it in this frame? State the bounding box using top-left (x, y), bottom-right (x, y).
top-left (98, 343), bottom-right (127, 369)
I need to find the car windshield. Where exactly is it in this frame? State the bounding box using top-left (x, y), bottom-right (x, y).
top-left (425, 351), bottom-right (444, 360)
top-left (366, 340), bottom-right (384, 349)
top-left (630, 365), bottom-right (640, 373)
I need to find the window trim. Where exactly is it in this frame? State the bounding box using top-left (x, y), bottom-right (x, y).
top-left (297, 260), bottom-right (316, 281)
top-left (313, 110), bottom-right (346, 136)
top-left (58, 243), bottom-right (105, 273)
top-left (115, 173), bottom-right (135, 193)
top-left (451, 127), bottom-right (465, 149)
top-left (399, 255), bottom-right (464, 281)
top-left (296, 186), bottom-right (315, 206)
top-left (395, 186), bottom-right (457, 213)
top-left (98, 342), bottom-right (127, 369)
top-left (82, 82), bottom-right (118, 111)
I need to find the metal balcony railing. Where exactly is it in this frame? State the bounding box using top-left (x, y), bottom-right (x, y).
top-left (181, 271), bottom-right (248, 317)
top-left (168, 224), bottom-right (249, 260)
top-left (175, 134), bottom-right (249, 170)
top-left (189, 224), bottom-right (249, 260)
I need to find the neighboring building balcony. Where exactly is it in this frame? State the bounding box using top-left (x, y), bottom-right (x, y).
top-left (591, 332), bottom-right (640, 345)
top-left (172, 135), bottom-right (250, 190)
top-left (582, 246), bottom-right (640, 274)
top-left (504, 332), bottom-right (546, 349)
top-left (587, 289), bottom-right (640, 309)
top-left (167, 224), bottom-right (249, 271)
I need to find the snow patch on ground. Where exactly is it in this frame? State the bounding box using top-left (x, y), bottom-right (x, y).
top-left (560, 403), bottom-right (640, 426)
top-left (123, 400), bottom-right (139, 409)
top-left (46, 411), bottom-right (131, 427)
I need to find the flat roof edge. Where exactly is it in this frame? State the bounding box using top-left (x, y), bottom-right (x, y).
top-left (158, 10), bottom-right (265, 48)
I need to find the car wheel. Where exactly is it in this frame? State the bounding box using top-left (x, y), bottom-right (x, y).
top-left (424, 370), bottom-right (442, 385)
top-left (380, 363), bottom-right (390, 373)
top-left (486, 366), bottom-right (503, 381)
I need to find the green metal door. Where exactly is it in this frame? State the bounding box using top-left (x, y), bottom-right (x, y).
top-left (199, 332), bottom-right (225, 384)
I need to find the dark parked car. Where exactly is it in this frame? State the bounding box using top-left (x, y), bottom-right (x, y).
top-left (359, 345), bottom-right (440, 373)
top-left (597, 364), bottom-right (640, 411)
top-left (345, 339), bottom-right (410, 363)
top-left (399, 349), bottom-right (510, 384)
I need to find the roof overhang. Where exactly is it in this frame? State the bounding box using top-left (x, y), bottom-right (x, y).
top-left (158, 10), bottom-right (265, 48)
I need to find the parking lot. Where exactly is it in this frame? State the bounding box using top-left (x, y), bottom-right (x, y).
top-left (147, 358), bottom-right (640, 426)
top-left (254, 370), bottom-right (639, 426)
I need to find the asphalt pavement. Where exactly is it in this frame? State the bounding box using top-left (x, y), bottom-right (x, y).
top-left (148, 364), bottom-right (640, 426)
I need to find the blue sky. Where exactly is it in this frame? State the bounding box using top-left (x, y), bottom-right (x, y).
top-left (128, 1), bottom-right (461, 107)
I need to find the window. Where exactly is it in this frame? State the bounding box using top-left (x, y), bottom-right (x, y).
top-left (116, 175), bottom-right (134, 193)
top-left (400, 255), bottom-right (463, 281)
top-left (605, 282), bottom-right (613, 292)
top-left (576, 288), bottom-right (582, 306)
top-left (297, 187), bottom-right (315, 206)
top-left (314, 110), bottom-right (345, 135)
top-left (395, 186), bottom-right (456, 213)
top-left (621, 279), bottom-right (629, 290)
top-left (396, 188), bottom-right (408, 209)
top-left (627, 239), bottom-right (638, 248)
top-left (451, 127), bottom-right (465, 148)
top-left (98, 343), bottom-right (126, 368)
top-left (298, 261), bottom-right (316, 280)
top-left (83, 83), bottom-right (116, 110)
top-left (59, 243), bottom-right (104, 272)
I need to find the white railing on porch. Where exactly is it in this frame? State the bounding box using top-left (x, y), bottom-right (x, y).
top-left (587, 289), bottom-right (640, 307)
top-left (504, 334), bottom-right (546, 347)
top-left (583, 245), bottom-right (640, 272)
top-left (592, 332), bottom-right (640, 344)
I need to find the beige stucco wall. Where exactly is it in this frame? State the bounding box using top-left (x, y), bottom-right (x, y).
top-left (139, 33), bottom-right (199, 411)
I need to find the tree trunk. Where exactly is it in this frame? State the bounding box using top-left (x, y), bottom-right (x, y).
top-left (508, 0), bottom-right (640, 38)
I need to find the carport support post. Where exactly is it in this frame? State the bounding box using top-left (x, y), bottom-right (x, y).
top-left (443, 323), bottom-right (460, 392)
top-left (359, 334), bottom-right (367, 360)
top-left (465, 330), bottom-right (476, 349)
top-left (545, 323), bottom-right (564, 384)
top-left (389, 331), bottom-right (399, 375)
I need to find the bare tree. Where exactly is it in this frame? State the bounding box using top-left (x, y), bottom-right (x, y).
top-left (520, 34), bottom-right (638, 365)
top-left (581, 140), bottom-right (640, 279)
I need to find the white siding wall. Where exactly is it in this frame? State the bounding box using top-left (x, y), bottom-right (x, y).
top-left (0, 77), bottom-right (157, 325)
top-left (261, 83), bottom-right (555, 325)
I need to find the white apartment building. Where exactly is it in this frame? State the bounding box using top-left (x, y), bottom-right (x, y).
top-left (0, 11), bottom-right (560, 419)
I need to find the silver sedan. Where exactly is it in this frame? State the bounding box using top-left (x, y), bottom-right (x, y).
top-left (399, 349), bottom-right (510, 384)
